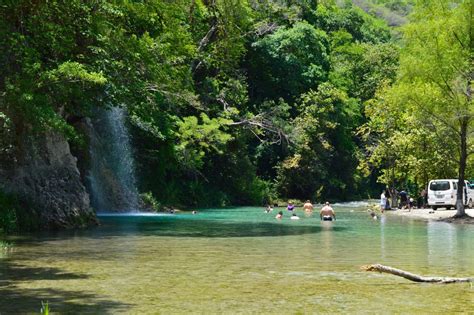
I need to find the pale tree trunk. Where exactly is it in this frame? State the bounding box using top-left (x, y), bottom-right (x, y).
top-left (389, 187), bottom-right (398, 209)
top-left (457, 8), bottom-right (474, 216)
top-left (455, 37), bottom-right (473, 216)
top-left (455, 119), bottom-right (467, 217)
top-left (389, 159), bottom-right (398, 209)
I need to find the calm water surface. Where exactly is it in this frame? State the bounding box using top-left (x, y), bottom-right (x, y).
top-left (1, 204), bottom-right (473, 313)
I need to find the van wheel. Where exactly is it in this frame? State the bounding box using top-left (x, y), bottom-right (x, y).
top-left (469, 199), bottom-right (473, 209)
top-left (432, 206), bottom-right (438, 210)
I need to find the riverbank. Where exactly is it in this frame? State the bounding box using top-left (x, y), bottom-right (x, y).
top-left (387, 208), bottom-right (474, 224)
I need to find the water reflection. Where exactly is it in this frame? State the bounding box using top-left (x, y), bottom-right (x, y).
top-left (427, 221), bottom-right (457, 271)
top-left (380, 214), bottom-right (386, 260)
top-left (319, 223), bottom-right (334, 261)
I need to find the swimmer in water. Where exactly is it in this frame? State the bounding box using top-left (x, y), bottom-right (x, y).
top-left (275, 211), bottom-right (283, 219)
top-left (320, 202), bottom-right (336, 221)
top-left (290, 213), bottom-right (300, 220)
top-left (303, 200), bottom-right (314, 213)
top-left (265, 205), bottom-right (274, 213)
top-left (370, 211), bottom-right (377, 220)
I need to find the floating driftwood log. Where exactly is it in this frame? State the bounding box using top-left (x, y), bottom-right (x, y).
top-left (361, 264), bottom-right (472, 284)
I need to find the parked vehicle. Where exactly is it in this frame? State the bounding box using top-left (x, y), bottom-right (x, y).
top-left (427, 179), bottom-right (474, 210)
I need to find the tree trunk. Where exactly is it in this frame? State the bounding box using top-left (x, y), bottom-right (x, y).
top-left (389, 160), bottom-right (398, 208)
top-left (362, 264), bottom-right (472, 283)
top-left (389, 186), bottom-right (398, 209)
top-left (455, 119), bottom-right (468, 217)
top-left (458, 20), bottom-right (474, 215)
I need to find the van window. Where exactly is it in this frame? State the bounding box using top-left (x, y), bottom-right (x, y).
top-left (430, 181), bottom-right (451, 191)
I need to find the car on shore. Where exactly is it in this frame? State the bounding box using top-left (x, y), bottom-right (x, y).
top-left (427, 179), bottom-right (474, 210)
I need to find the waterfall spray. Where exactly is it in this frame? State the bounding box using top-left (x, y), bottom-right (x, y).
top-left (87, 106), bottom-right (140, 212)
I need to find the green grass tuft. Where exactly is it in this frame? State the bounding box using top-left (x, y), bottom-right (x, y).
top-left (40, 301), bottom-right (50, 315)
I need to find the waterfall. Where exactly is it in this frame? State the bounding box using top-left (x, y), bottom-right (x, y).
top-left (87, 106), bottom-right (140, 212)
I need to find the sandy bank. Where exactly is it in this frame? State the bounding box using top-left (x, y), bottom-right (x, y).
top-left (387, 207), bottom-right (474, 224)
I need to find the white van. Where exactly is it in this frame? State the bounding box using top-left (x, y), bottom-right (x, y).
top-left (427, 179), bottom-right (474, 210)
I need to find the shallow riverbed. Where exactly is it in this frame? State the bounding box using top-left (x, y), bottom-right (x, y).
top-left (1, 203), bottom-right (473, 313)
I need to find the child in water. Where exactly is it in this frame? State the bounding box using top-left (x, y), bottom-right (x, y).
top-left (370, 211), bottom-right (377, 220)
top-left (275, 211), bottom-right (283, 219)
top-left (265, 205), bottom-right (274, 213)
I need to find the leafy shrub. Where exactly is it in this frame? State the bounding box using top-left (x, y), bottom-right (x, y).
top-left (140, 192), bottom-right (162, 212)
top-left (0, 190), bottom-right (18, 234)
top-left (0, 240), bottom-right (12, 250)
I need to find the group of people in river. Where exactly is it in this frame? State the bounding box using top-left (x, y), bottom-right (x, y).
top-left (266, 200), bottom-right (336, 221)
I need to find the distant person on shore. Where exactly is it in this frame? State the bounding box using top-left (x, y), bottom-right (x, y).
top-left (303, 200), bottom-right (314, 213)
top-left (287, 202), bottom-right (295, 212)
top-left (276, 211), bottom-right (283, 219)
top-left (420, 188), bottom-right (427, 208)
top-left (399, 190), bottom-right (408, 209)
top-left (409, 197), bottom-right (414, 210)
top-left (290, 213), bottom-right (300, 220)
top-left (380, 190), bottom-right (386, 213)
top-left (320, 202), bottom-right (336, 221)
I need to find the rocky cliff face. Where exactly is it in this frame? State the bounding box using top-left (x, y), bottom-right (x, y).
top-left (0, 132), bottom-right (96, 229)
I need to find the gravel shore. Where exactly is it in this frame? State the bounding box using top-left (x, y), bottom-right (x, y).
top-left (387, 207), bottom-right (474, 224)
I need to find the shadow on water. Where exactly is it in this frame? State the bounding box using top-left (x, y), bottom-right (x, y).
top-left (10, 216), bottom-right (348, 242)
top-left (0, 262), bottom-right (89, 281)
top-left (0, 260), bottom-right (130, 313)
top-left (82, 216), bottom-right (347, 238)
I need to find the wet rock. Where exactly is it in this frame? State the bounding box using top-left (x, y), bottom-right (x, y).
top-left (0, 132), bottom-right (97, 230)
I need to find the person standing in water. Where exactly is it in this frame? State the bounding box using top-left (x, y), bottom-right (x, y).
top-left (320, 202), bottom-right (336, 221)
top-left (287, 202), bottom-right (295, 212)
top-left (380, 190), bottom-right (386, 213)
top-left (303, 200), bottom-right (314, 213)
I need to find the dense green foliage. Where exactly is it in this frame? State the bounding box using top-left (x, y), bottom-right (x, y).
top-left (0, 0), bottom-right (471, 211)
top-left (360, 0), bottom-right (473, 214)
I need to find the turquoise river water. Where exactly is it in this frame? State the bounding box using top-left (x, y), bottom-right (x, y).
top-left (1, 203), bottom-right (473, 313)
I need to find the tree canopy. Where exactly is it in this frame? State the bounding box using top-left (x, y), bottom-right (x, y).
top-left (1, 0), bottom-right (472, 210)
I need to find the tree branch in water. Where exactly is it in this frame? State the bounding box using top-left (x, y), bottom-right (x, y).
top-left (361, 264), bottom-right (472, 283)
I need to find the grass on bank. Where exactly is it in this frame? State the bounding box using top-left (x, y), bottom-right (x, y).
top-left (1, 240), bottom-right (12, 250)
top-left (40, 301), bottom-right (50, 314)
